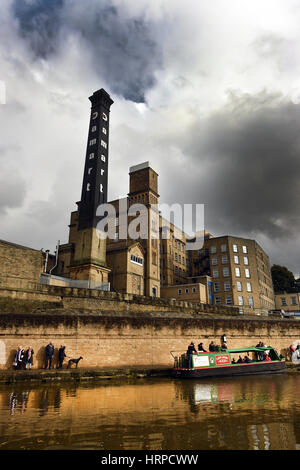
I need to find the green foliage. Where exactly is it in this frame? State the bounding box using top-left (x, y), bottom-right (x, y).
top-left (271, 264), bottom-right (296, 293)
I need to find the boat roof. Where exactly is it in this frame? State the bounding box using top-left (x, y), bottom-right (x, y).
top-left (227, 346), bottom-right (274, 354)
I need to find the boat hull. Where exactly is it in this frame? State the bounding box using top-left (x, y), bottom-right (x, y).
top-left (172, 360), bottom-right (286, 379)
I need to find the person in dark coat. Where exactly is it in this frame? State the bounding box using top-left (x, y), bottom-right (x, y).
top-left (186, 342), bottom-right (197, 368)
top-left (14, 346), bottom-right (25, 370)
top-left (45, 342), bottom-right (54, 369)
top-left (58, 346), bottom-right (67, 369)
top-left (24, 347), bottom-right (34, 370)
top-left (198, 342), bottom-right (207, 352)
top-left (209, 341), bottom-right (216, 352)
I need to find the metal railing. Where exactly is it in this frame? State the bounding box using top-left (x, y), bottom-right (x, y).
top-left (39, 273), bottom-right (110, 291)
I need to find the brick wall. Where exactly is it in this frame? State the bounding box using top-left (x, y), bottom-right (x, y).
top-left (0, 241), bottom-right (44, 282)
top-left (0, 310), bottom-right (299, 370)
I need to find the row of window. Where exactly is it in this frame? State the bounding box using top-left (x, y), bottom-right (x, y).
top-left (211, 255), bottom-right (249, 266)
top-left (215, 296), bottom-right (254, 307)
top-left (130, 255), bottom-right (143, 266)
top-left (86, 182), bottom-right (104, 193)
top-left (174, 240), bottom-right (185, 252)
top-left (89, 138), bottom-right (107, 149)
top-left (281, 297), bottom-right (299, 306)
top-left (211, 244), bottom-right (248, 254)
top-left (175, 266), bottom-right (187, 276)
top-left (214, 281), bottom-right (252, 293)
top-left (174, 253), bottom-right (185, 264)
top-left (88, 153), bottom-right (106, 162)
top-left (212, 267), bottom-right (251, 278)
top-left (178, 287), bottom-right (197, 295)
top-left (91, 125), bottom-right (107, 135)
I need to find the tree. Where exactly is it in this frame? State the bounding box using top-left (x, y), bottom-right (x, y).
top-left (271, 265), bottom-right (296, 293)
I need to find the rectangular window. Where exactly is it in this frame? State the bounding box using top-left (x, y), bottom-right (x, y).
top-left (237, 281), bottom-right (242, 292)
top-left (102, 127), bottom-right (107, 135)
top-left (215, 296), bottom-right (221, 305)
top-left (222, 255), bottom-right (228, 264)
top-left (101, 140), bottom-right (107, 149)
top-left (175, 253), bottom-right (177, 261)
top-left (246, 282), bottom-right (252, 292)
top-left (178, 289), bottom-right (182, 295)
top-left (101, 154), bottom-right (106, 162)
top-left (214, 282), bottom-right (220, 292)
top-left (185, 288), bottom-right (189, 294)
top-left (233, 244), bottom-right (238, 252)
top-left (224, 282), bottom-right (231, 292)
top-left (223, 267), bottom-right (230, 277)
top-left (213, 269), bottom-right (219, 278)
top-left (212, 257), bottom-right (218, 265)
top-left (238, 296), bottom-right (244, 306)
top-left (242, 246), bottom-right (248, 254)
top-left (179, 255), bottom-right (181, 263)
top-left (192, 287), bottom-right (196, 293)
top-left (245, 268), bottom-right (250, 278)
top-left (234, 255), bottom-right (239, 264)
top-left (226, 296), bottom-right (232, 305)
top-left (248, 296), bottom-right (254, 307)
top-left (235, 267), bottom-right (241, 277)
top-left (291, 297), bottom-right (297, 305)
top-left (281, 297), bottom-right (287, 306)
top-left (243, 256), bottom-right (249, 265)
top-left (221, 244), bottom-right (227, 252)
top-left (89, 153), bottom-right (94, 159)
top-left (211, 246), bottom-right (217, 254)
top-left (130, 255), bottom-right (143, 266)
top-left (89, 139), bottom-right (97, 146)
top-left (91, 125), bottom-right (97, 132)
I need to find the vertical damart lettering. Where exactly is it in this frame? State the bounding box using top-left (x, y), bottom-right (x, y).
top-left (0, 81), bottom-right (6, 104)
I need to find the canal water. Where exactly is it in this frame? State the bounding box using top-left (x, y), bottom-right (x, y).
top-left (0, 373), bottom-right (300, 450)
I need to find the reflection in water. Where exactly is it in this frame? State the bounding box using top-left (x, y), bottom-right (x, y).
top-left (9, 391), bottom-right (29, 415)
top-left (0, 375), bottom-right (300, 449)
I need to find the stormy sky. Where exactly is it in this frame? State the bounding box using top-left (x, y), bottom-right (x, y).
top-left (0, 0), bottom-right (300, 276)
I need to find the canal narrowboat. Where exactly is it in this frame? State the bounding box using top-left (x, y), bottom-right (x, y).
top-left (171, 346), bottom-right (286, 379)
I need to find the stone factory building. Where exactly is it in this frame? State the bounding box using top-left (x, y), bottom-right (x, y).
top-left (0, 88), bottom-right (276, 315)
top-left (189, 235), bottom-right (275, 315)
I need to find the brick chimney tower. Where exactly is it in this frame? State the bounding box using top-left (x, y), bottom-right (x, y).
top-left (69, 89), bottom-right (113, 284)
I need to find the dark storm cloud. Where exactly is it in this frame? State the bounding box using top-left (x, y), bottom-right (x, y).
top-left (179, 91), bottom-right (300, 240)
top-left (12, 0), bottom-right (64, 58)
top-left (12, 0), bottom-right (162, 102)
